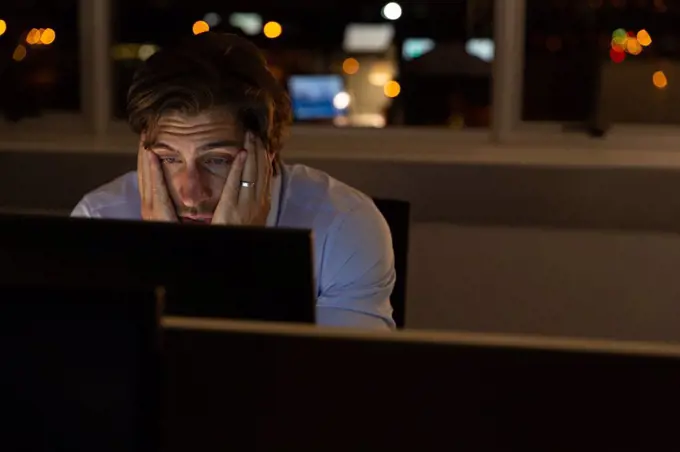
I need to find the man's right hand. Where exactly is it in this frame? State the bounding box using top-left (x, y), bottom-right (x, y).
top-left (138, 145), bottom-right (177, 222)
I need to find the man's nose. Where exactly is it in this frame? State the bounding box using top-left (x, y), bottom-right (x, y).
top-left (178, 166), bottom-right (211, 207)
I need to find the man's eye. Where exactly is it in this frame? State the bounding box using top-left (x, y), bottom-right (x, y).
top-left (205, 157), bottom-right (233, 166)
top-left (159, 156), bottom-right (181, 165)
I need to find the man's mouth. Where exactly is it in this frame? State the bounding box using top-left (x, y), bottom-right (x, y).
top-left (180, 215), bottom-right (213, 224)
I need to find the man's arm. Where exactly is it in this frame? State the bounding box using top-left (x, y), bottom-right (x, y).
top-left (316, 202), bottom-right (396, 330)
top-left (71, 198), bottom-right (94, 218)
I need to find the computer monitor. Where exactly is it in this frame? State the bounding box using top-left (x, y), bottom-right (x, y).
top-left (0, 214), bottom-right (316, 323)
top-left (162, 318), bottom-right (680, 451)
top-left (0, 287), bottom-right (161, 452)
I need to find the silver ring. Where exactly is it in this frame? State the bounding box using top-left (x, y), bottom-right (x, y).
top-left (240, 181), bottom-right (256, 188)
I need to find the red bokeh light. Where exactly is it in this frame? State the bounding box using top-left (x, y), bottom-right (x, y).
top-left (610, 47), bottom-right (625, 63)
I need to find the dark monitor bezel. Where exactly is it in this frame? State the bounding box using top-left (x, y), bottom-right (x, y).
top-left (0, 214), bottom-right (317, 323)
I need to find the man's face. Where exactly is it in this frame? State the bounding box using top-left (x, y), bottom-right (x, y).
top-left (144, 110), bottom-right (244, 224)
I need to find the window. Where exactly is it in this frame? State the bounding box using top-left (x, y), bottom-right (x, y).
top-left (0, 0), bottom-right (80, 121)
top-left (112, 0), bottom-right (493, 129)
top-left (523, 0), bottom-right (679, 126)
top-left (2, 0), bottom-right (678, 160)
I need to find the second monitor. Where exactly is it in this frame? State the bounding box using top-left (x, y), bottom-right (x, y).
top-left (163, 318), bottom-right (680, 452)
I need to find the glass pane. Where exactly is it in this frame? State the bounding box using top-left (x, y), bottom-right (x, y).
top-left (112, 0), bottom-right (493, 128)
top-left (523, 0), bottom-right (680, 125)
top-left (0, 0), bottom-right (80, 119)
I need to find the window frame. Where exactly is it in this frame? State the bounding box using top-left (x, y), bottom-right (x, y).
top-left (1, 0), bottom-right (674, 166)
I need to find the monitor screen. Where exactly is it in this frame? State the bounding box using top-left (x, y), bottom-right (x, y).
top-left (288, 75), bottom-right (346, 120)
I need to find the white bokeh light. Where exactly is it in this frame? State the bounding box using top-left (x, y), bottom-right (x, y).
top-left (138, 44), bottom-right (158, 61)
top-left (381, 2), bottom-right (402, 20)
top-left (203, 12), bottom-right (222, 27)
top-left (229, 13), bottom-right (263, 36)
top-left (333, 92), bottom-right (351, 110)
top-left (465, 38), bottom-right (495, 62)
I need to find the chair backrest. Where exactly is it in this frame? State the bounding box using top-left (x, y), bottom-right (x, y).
top-left (372, 198), bottom-right (411, 329)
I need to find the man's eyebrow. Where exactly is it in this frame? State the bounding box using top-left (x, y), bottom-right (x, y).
top-left (149, 140), bottom-right (242, 152)
top-left (149, 142), bottom-right (178, 152)
top-left (197, 140), bottom-right (242, 152)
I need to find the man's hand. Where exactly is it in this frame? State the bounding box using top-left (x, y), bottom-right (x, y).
top-left (138, 144), bottom-right (177, 222)
top-left (212, 131), bottom-right (272, 226)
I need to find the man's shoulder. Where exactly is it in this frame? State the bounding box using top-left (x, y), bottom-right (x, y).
top-left (72, 171), bottom-right (141, 219)
top-left (280, 163), bottom-right (384, 231)
top-left (282, 163), bottom-right (377, 219)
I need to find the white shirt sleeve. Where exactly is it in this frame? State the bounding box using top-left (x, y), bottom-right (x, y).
top-left (71, 198), bottom-right (94, 218)
top-left (315, 203), bottom-right (396, 330)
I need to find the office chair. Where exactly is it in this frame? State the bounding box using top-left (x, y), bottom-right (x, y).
top-left (372, 198), bottom-right (411, 329)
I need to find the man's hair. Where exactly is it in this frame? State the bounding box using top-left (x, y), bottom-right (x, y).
top-left (127, 32), bottom-right (292, 162)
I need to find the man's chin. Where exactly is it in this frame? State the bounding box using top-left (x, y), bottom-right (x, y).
top-left (179, 216), bottom-right (213, 225)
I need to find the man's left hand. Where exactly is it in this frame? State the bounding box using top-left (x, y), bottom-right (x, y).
top-left (212, 131), bottom-right (272, 226)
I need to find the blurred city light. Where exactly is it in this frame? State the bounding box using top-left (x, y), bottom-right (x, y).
top-left (465, 38), bottom-right (494, 62)
top-left (203, 12), bottom-right (221, 27)
top-left (25, 28), bottom-right (56, 45)
top-left (333, 92), bottom-right (351, 110)
top-left (609, 28), bottom-right (651, 61)
top-left (368, 71), bottom-right (390, 87)
top-left (342, 57), bottom-right (360, 75)
top-left (343, 23), bottom-right (394, 53)
top-left (637, 29), bottom-right (652, 46)
top-left (404, 37), bottom-right (436, 60)
top-left (384, 80), bottom-right (401, 98)
top-left (192, 20), bottom-right (210, 35)
top-left (138, 44), bottom-right (158, 61)
top-left (40, 28), bottom-right (56, 45)
top-left (229, 13), bottom-right (262, 36)
top-left (368, 61), bottom-right (393, 86)
top-left (12, 44), bottom-right (27, 61)
top-left (652, 70), bottom-right (667, 89)
top-left (381, 2), bottom-right (402, 20)
top-left (0, 19), bottom-right (6, 36)
top-left (26, 28), bottom-right (40, 45)
top-left (626, 37), bottom-right (642, 54)
top-left (609, 47), bottom-right (625, 63)
top-left (263, 21), bottom-right (282, 38)
top-left (612, 28), bottom-right (627, 44)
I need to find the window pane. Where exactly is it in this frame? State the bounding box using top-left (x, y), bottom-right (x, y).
top-left (523, 0), bottom-right (680, 125)
top-left (112, 0), bottom-right (493, 128)
top-left (0, 0), bottom-right (80, 120)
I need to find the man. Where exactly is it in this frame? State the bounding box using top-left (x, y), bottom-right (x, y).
top-left (71, 32), bottom-right (396, 329)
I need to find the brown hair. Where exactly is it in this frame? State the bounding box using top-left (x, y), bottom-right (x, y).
top-left (127, 32), bottom-right (292, 168)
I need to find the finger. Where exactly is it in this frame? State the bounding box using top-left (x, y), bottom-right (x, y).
top-left (256, 146), bottom-right (272, 204)
top-left (238, 132), bottom-right (258, 206)
top-left (216, 148), bottom-right (246, 214)
top-left (138, 147), bottom-right (153, 207)
top-left (137, 147), bottom-right (144, 200)
top-left (148, 152), bottom-right (171, 207)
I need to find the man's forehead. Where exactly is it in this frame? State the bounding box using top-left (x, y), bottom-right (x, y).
top-left (149, 111), bottom-right (242, 144)
top-left (142, 114), bottom-right (243, 153)
top-left (155, 109), bottom-right (239, 132)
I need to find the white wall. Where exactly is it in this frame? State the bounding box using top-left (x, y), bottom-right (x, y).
top-left (406, 223), bottom-right (680, 343)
